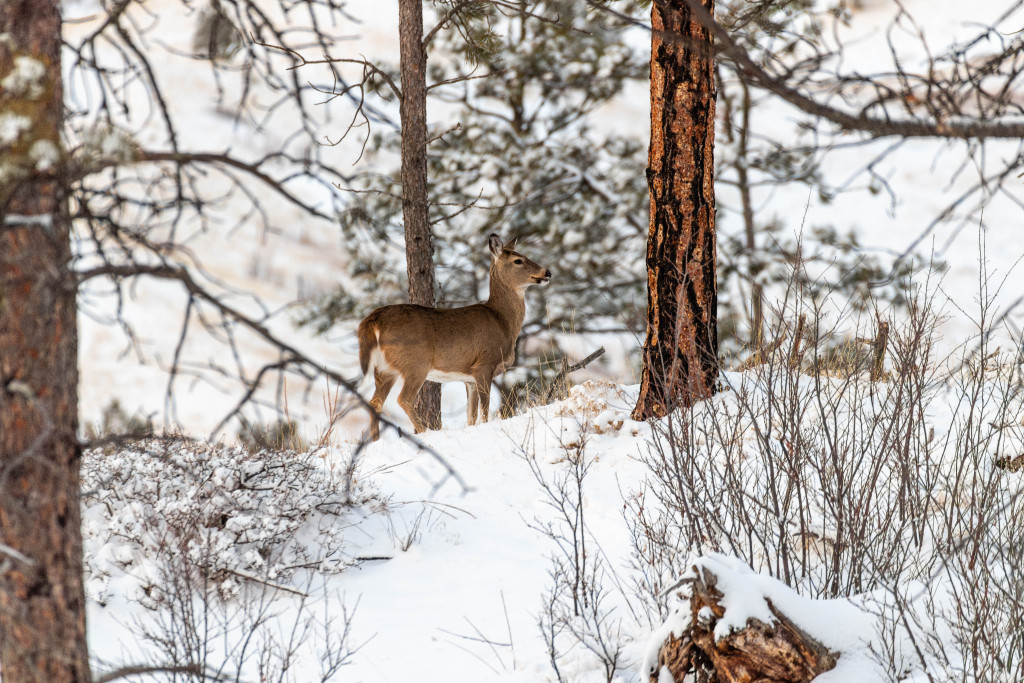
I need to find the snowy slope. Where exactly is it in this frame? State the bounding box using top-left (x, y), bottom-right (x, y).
top-left (84, 366), bottom-right (1024, 681)
top-left (85, 381), bottom-right (655, 681)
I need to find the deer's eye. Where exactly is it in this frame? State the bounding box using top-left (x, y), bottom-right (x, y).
top-left (514, 259), bottom-right (523, 265)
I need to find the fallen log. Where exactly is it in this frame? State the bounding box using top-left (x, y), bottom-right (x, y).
top-left (995, 453), bottom-right (1024, 472)
top-left (649, 564), bottom-right (838, 683)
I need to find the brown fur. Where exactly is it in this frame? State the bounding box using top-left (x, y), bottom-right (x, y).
top-left (358, 234), bottom-right (550, 440)
top-left (357, 316), bottom-right (377, 376)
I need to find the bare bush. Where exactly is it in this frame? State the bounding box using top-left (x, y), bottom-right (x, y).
top-left (126, 567), bottom-right (357, 682)
top-left (86, 399), bottom-right (156, 441)
top-left (521, 425), bottom-right (629, 682)
top-left (630, 282), bottom-right (1024, 680)
top-left (237, 417), bottom-right (307, 453)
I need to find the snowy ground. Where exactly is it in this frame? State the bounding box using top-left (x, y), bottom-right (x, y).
top-left (84, 364), bottom-right (1024, 680)
top-left (85, 381), bottom-right (656, 681)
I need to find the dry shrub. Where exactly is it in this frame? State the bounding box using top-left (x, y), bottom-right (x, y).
top-left (629, 291), bottom-right (1024, 680)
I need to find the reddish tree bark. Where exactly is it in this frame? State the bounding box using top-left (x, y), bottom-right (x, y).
top-left (398, 0), bottom-right (441, 429)
top-left (633, 0), bottom-right (719, 420)
top-left (0, 0), bottom-right (92, 680)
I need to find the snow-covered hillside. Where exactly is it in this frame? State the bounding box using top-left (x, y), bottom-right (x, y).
top-left (85, 381), bottom-right (649, 680)
top-left (85, 360), bottom-right (1024, 680)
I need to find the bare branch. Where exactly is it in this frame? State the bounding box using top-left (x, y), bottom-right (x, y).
top-left (256, 37), bottom-right (403, 102)
top-left (75, 263), bottom-right (471, 495)
top-left (588, 0), bottom-right (1024, 140)
top-left (95, 664), bottom-right (210, 683)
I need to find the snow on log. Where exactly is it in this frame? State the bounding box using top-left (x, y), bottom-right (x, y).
top-left (646, 555), bottom-right (855, 683)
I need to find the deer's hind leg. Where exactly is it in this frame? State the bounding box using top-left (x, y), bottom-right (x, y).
top-left (368, 370), bottom-right (397, 442)
top-left (396, 369), bottom-right (429, 433)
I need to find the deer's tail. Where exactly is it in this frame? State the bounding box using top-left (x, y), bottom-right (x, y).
top-left (357, 315), bottom-right (379, 377)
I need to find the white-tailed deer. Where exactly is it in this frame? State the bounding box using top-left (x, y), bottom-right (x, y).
top-left (358, 234), bottom-right (550, 441)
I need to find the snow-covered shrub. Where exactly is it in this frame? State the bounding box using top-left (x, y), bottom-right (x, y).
top-left (82, 439), bottom-right (374, 604)
top-left (555, 380), bottom-right (631, 436)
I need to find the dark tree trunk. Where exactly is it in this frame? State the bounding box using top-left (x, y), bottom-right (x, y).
top-left (633, 0), bottom-right (718, 420)
top-left (398, 0), bottom-right (441, 430)
top-left (0, 1), bottom-right (92, 681)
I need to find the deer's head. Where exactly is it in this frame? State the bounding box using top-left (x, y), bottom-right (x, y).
top-left (488, 234), bottom-right (551, 292)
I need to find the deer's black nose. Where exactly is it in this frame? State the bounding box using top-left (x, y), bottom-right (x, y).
top-left (544, 269), bottom-right (551, 278)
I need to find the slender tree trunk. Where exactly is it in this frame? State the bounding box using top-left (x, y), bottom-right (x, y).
top-left (633, 0), bottom-right (718, 420)
top-left (0, 1), bottom-right (92, 680)
top-left (398, 0), bottom-right (441, 429)
top-left (736, 75), bottom-right (764, 347)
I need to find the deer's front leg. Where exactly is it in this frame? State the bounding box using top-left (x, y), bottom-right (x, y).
top-left (465, 382), bottom-right (479, 426)
top-left (473, 369), bottom-right (495, 424)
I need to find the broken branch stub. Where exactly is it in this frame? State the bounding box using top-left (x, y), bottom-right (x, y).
top-left (542, 346), bottom-right (607, 403)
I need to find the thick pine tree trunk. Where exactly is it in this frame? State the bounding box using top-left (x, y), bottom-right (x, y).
top-left (398, 0), bottom-right (441, 430)
top-left (0, 1), bottom-right (93, 680)
top-left (633, 0), bottom-right (718, 420)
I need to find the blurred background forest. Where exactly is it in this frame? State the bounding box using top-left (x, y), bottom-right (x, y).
top-left (56, 0), bottom-right (1024, 440)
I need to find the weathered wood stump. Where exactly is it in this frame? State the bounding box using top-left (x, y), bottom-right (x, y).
top-left (995, 453), bottom-right (1024, 472)
top-left (650, 566), bottom-right (838, 683)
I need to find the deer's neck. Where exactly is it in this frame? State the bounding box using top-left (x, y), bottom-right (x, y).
top-left (485, 272), bottom-right (526, 338)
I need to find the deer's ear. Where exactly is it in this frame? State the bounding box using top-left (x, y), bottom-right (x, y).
top-left (488, 234), bottom-right (503, 257)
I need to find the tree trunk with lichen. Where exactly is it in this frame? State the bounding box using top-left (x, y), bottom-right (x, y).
top-left (399, 0), bottom-right (441, 430)
top-left (649, 566), bottom-right (837, 683)
top-left (633, 0), bottom-right (718, 420)
top-left (0, 1), bottom-right (92, 681)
